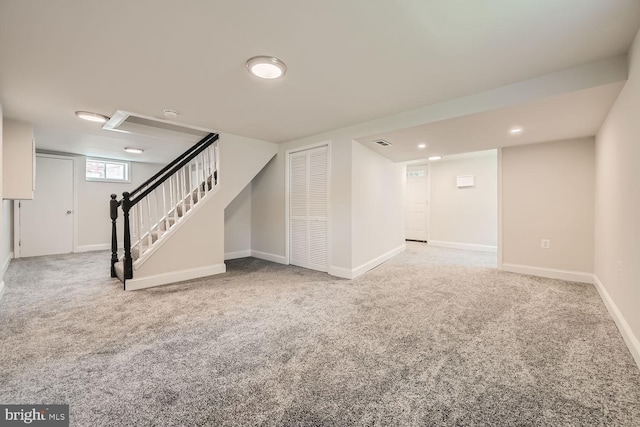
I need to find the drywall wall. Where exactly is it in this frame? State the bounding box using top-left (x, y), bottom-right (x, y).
top-left (74, 157), bottom-right (162, 250)
top-left (0, 103), bottom-right (7, 292)
top-left (502, 137), bottom-right (595, 275)
top-left (224, 183), bottom-right (251, 259)
top-left (351, 140), bottom-right (405, 274)
top-left (129, 133), bottom-right (277, 289)
top-left (594, 28), bottom-right (640, 367)
top-left (2, 118), bottom-right (34, 199)
top-left (429, 150), bottom-right (497, 249)
top-left (251, 136), bottom-right (354, 273)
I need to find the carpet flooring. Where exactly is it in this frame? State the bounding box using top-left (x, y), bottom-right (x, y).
top-left (1, 243), bottom-right (639, 426)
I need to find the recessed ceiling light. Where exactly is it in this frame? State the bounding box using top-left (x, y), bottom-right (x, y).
top-left (247, 56), bottom-right (287, 79)
top-left (418, 143), bottom-right (427, 149)
top-left (75, 111), bottom-right (109, 123)
top-left (124, 147), bottom-right (144, 154)
top-left (163, 109), bottom-right (178, 118)
top-left (428, 156), bottom-right (442, 161)
top-left (510, 127), bottom-right (523, 134)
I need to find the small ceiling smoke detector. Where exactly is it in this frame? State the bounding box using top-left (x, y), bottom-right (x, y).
top-left (510, 127), bottom-right (523, 134)
top-left (247, 56), bottom-right (287, 79)
top-left (124, 147), bottom-right (144, 154)
top-left (428, 156), bottom-right (442, 161)
top-left (75, 111), bottom-right (109, 123)
top-left (164, 109), bottom-right (178, 118)
top-left (374, 139), bottom-right (392, 147)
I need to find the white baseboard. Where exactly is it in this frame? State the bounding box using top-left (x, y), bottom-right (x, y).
top-left (0, 281), bottom-right (5, 304)
top-left (428, 240), bottom-right (498, 253)
top-left (593, 275), bottom-right (640, 370)
top-left (1, 251), bottom-right (13, 277)
top-left (125, 263), bottom-right (226, 291)
top-left (225, 250), bottom-right (252, 260)
top-left (75, 244), bottom-right (115, 253)
top-left (502, 263), bottom-right (593, 284)
top-left (329, 244), bottom-right (406, 280)
top-left (251, 250), bottom-right (287, 265)
top-left (328, 266), bottom-right (353, 279)
top-left (352, 244), bottom-right (406, 279)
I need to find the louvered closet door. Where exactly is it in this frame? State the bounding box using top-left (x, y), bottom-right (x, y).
top-left (290, 145), bottom-right (328, 272)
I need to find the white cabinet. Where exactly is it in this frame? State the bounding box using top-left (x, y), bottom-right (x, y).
top-left (3, 118), bottom-right (35, 200)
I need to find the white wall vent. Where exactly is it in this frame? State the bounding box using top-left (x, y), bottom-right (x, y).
top-left (103, 111), bottom-right (212, 143)
top-left (374, 139), bottom-right (392, 147)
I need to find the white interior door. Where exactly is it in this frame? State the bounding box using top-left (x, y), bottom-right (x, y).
top-left (18, 155), bottom-right (74, 257)
top-left (289, 145), bottom-right (328, 272)
top-left (406, 165), bottom-right (429, 241)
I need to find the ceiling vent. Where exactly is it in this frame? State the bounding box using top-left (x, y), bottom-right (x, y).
top-left (374, 139), bottom-right (392, 147)
top-left (102, 111), bottom-right (212, 143)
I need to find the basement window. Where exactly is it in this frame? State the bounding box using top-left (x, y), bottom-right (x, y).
top-left (86, 158), bottom-right (130, 183)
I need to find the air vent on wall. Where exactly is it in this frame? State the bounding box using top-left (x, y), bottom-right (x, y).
top-left (374, 139), bottom-right (392, 147)
top-left (102, 111), bottom-right (212, 143)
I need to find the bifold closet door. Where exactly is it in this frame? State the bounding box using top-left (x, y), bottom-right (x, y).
top-left (289, 145), bottom-right (328, 272)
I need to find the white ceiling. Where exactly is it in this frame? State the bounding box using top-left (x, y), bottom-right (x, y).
top-left (1, 1), bottom-right (639, 163)
top-left (357, 82), bottom-right (625, 162)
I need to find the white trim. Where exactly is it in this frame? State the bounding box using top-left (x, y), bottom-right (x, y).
top-left (329, 244), bottom-right (406, 279)
top-left (251, 250), bottom-right (287, 265)
top-left (125, 263), bottom-right (226, 291)
top-left (75, 244), bottom-right (115, 253)
top-left (328, 266), bottom-right (353, 279)
top-left (0, 281), bottom-right (5, 304)
top-left (1, 251), bottom-right (13, 278)
top-left (502, 263), bottom-right (593, 284)
top-left (593, 275), bottom-right (640, 370)
top-left (352, 244), bottom-right (406, 278)
top-left (225, 250), bottom-right (252, 260)
top-left (429, 240), bottom-right (498, 253)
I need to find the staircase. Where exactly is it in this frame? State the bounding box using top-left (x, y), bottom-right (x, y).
top-left (110, 133), bottom-right (219, 288)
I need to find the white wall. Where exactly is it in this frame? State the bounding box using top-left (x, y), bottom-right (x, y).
top-left (251, 136), bottom-right (354, 271)
top-left (0, 103), bottom-right (8, 294)
top-left (594, 28), bottom-right (640, 368)
top-left (224, 184), bottom-right (252, 259)
top-left (74, 156), bottom-right (162, 250)
top-left (351, 141), bottom-right (405, 274)
top-left (429, 150), bottom-right (497, 250)
top-left (129, 133), bottom-right (277, 289)
top-left (501, 137), bottom-right (595, 278)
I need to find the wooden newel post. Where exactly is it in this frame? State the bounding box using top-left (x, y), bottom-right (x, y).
top-left (110, 194), bottom-right (119, 277)
top-left (122, 191), bottom-right (133, 280)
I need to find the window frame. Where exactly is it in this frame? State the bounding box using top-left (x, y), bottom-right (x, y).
top-left (85, 158), bottom-right (131, 183)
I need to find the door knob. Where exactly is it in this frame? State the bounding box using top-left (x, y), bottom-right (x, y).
top-left (66, 210), bottom-right (72, 215)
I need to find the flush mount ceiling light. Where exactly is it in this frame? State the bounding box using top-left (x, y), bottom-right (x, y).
top-left (163, 109), bottom-right (178, 118)
top-left (510, 127), bottom-right (523, 135)
top-left (247, 56), bottom-right (287, 79)
top-left (124, 147), bottom-right (144, 154)
top-left (428, 156), bottom-right (442, 161)
top-left (75, 111), bottom-right (109, 123)
top-left (418, 143), bottom-right (427, 149)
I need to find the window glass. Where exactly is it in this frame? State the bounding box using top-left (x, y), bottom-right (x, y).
top-left (86, 158), bottom-right (130, 182)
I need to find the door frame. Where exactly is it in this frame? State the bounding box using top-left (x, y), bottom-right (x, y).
top-left (284, 141), bottom-right (331, 268)
top-left (14, 153), bottom-right (78, 258)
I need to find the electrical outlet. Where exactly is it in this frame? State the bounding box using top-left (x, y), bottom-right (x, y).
top-left (617, 260), bottom-right (622, 276)
top-left (541, 239), bottom-right (551, 249)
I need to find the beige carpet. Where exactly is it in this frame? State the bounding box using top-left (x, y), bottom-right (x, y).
top-left (1, 242), bottom-right (639, 426)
